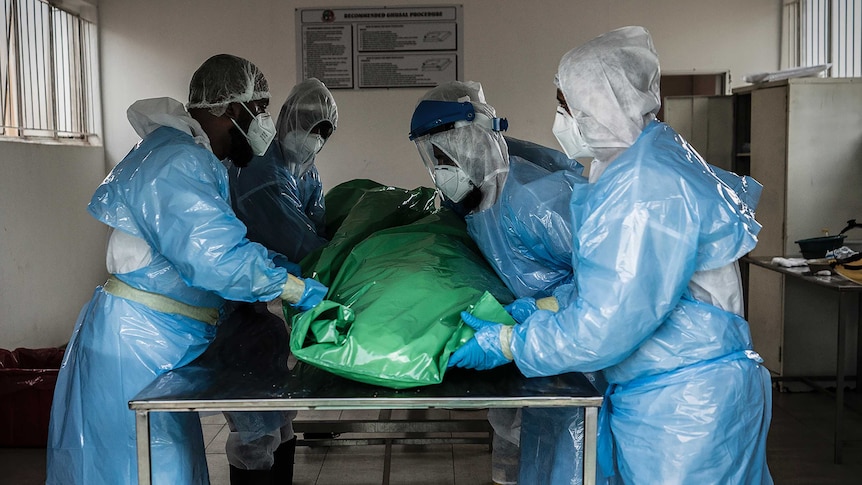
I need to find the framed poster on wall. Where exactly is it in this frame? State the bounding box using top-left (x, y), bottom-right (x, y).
top-left (296, 5), bottom-right (463, 89)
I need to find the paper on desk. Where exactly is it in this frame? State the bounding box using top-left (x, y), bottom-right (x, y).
top-left (771, 257), bottom-right (808, 267)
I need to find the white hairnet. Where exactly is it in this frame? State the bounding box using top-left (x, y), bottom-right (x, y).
top-left (415, 81), bottom-right (509, 211)
top-left (555, 26), bottom-right (660, 164)
top-left (187, 54), bottom-right (271, 117)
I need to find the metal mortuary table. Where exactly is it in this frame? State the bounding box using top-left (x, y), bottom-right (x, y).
top-left (129, 361), bottom-right (603, 485)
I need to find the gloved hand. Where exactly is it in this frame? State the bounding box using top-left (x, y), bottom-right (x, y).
top-left (447, 311), bottom-right (513, 370)
top-left (504, 297), bottom-right (538, 324)
top-left (536, 296), bottom-right (559, 312)
top-left (280, 274), bottom-right (328, 311)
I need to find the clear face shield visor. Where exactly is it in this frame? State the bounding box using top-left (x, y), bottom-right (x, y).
top-left (414, 133), bottom-right (476, 203)
top-left (409, 99), bottom-right (509, 209)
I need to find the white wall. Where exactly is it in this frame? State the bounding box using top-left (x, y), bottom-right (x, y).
top-left (0, 0), bottom-right (782, 349)
top-left (99, 0), bottom-right (781, 192)
top-left (0, 140), bottom-right (108, 349)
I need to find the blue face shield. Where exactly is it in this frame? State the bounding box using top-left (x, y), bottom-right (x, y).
top-left (409, 100), bottom-right (508, 141)
top-left (410, 99), bottom-right (510, 213)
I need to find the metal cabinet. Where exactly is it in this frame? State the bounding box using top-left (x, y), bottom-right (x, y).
top-left (664, 95), bottom-right (734, 171)
top-left (734, 78), bottom-right (862, 376)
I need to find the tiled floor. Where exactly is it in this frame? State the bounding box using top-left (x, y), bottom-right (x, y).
top-left (3, 387), bottom-right (861, 484)
top-left (202, 407), bottom-right (494, 485)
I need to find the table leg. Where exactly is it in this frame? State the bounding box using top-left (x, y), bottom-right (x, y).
top-left (857, 293), bottom-right (861, 396)
top-left (583, 406), bottom-right (598, 485)
top-left (833, 291), bottom-right (860, 465)
top-left (380, 409), bottom-right (392, 485)
top-left (135, 410), bottom-right (152, 485)
top-left (834, 292), bottom-right (854, 464)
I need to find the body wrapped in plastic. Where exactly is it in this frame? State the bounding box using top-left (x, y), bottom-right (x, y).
top-left (288, 181), bottom-right (515, 389)
top-left (46, 99), bottom-right (288, 485)
top-left (511, 121), bottom-right (773, 484)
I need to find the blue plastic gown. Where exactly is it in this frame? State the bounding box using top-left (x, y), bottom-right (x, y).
top-left (511, 121), bottom-right (773, 483)
top-left (466, 137), bottom-right (594, 484)
top-left (297, 166), bottom-right (326, 236)
top-left (47, 121), bottom-right (288, 485)
top-left (467, 137), bottom-right (586, 298)
top-left (229, 142), bottom-right (327, 262)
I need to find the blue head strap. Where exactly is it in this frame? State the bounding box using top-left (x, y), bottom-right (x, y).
top-left (409, 100), bottom-right (508, 140)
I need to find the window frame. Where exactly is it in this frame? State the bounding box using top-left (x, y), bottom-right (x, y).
top-left (2, 0), bottom-right (101, 144)
top-left (782, 0), bottom-right (861, 77)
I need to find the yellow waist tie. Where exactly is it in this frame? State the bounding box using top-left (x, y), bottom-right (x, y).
top-left (103, 275), bottom-right (219, 325)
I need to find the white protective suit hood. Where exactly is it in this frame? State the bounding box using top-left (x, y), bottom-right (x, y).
top-left (277, 78), bottom-right (338, 177)
top-left (416, 81), bottom-right (509, 212)
top-left (127, 97), bottom-right (212, 151)
top-left (555, 26), bottom-right (661, 180)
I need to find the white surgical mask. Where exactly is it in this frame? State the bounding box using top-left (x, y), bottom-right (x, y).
top-left (280, 131), bottom-right (325, 176)
top-left (433, 165), bottom-right (475, 203)
top-left (553, 109), bottom-right (594, 160)
top-left (232, 103), bottom-right (276, 156)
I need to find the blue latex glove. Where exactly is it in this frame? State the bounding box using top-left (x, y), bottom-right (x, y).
top-left (294, 277), bottom-right (328, 311)
top-left (504, 297), bottom-right (538, 324)
top-left (448, 311), bottom-right (512, 370)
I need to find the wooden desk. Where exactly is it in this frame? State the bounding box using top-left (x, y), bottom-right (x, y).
top-left (743, 256), bottom-right (861, 463)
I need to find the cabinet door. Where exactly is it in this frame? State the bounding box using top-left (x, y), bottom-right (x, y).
top-left (785, 82), bottom-right (862, 250)
top-left (747, 265), bottom-right (783, 374)
top-left (664, 95), bottom-right (733, 171)
top-left (749, 86), bottom-right (788, 257)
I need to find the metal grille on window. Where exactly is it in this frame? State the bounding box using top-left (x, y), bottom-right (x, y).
top-left (783, 0), bottom-right (861, 77)
top-left (2, 0), bottom-right (100, 141)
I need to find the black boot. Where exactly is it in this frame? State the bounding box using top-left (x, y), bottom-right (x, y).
top-left (271, 437), bottom-right (297, 484)
top-left (229, 464), bottom-right (273, 485)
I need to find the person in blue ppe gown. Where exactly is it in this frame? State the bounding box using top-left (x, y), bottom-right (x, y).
top-left (448, 26), bottom-right (774, 484)
top-left (409, 80), bottom-right (591, 485)
top-left (217, 78), bottom-right (338, 485)
top-left (45, 54), bottom-right (328, 485)
top-left (229, 77), bottom-right (337, 261)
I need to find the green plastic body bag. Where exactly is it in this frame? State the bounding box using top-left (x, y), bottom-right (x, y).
top-left (288, 180), bottom-right (514, 389)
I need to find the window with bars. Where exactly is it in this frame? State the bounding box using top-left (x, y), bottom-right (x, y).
top-left (2, 0), bottom-right (100, 142)
top-left (783, 0), bottom-right (862, 77)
